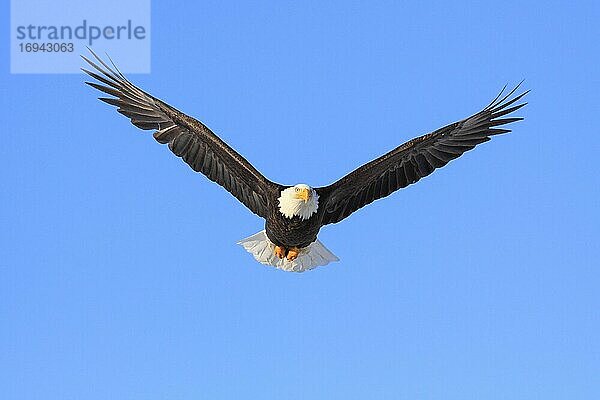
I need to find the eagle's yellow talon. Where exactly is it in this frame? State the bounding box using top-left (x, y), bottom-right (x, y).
top-left (274, 245), bottom-right (286, 259)
top-left (287, 247), bottom-right (300, 261)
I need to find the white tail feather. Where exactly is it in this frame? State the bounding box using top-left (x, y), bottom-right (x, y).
top-left (237, 230), bottom-right (339, 272)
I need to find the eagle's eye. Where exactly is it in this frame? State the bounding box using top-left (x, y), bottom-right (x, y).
top-left (295, 188), bottom-right (300, 192)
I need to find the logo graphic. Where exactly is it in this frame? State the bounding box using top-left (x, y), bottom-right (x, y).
top-left (10, 0), bottom-right (150, 74)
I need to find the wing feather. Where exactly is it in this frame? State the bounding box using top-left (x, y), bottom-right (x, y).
top-left (317, 84), bottom-right (528, 225)
top-left (82, 49), bottom-right (276, 217)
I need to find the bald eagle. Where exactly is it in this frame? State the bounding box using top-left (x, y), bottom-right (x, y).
top-left (82, 50), bottom-right (527, 272)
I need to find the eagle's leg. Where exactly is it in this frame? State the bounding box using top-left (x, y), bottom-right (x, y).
top-left (274, 245), bottom-right (286, 259)
top-left (287, 247), bottom-right (300, 261)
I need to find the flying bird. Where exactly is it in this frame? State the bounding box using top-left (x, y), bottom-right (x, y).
top-left (82, 50), bottom-right (528, 272)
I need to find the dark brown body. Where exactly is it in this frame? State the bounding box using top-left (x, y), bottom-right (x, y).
top-left (264, 187), bottom-right (326, 249)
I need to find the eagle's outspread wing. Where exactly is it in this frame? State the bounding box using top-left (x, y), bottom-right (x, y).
top-left (316, 84), bottom-right (528, 225)
top-left (82, 49), bottom-right (276, 218)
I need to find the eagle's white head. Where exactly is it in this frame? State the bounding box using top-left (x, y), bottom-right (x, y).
top-left (278, 184), bottom-right (319, 220)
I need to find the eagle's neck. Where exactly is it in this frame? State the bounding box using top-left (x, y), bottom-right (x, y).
top-left (278, 187), bottom-right (319, 220)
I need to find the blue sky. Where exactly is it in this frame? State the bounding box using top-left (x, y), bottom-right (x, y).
top-left (1, 1), bottom-right (598, 399)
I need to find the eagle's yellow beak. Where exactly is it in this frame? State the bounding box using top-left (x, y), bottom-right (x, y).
top-left (296, 188), bottom-right (311, 203)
